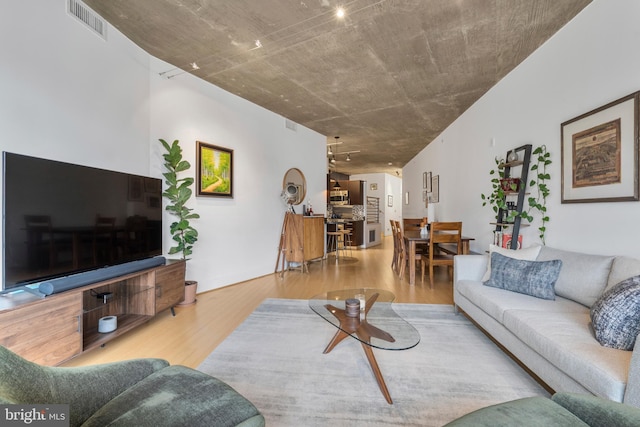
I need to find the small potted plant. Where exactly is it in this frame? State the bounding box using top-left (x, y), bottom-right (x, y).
top-left (499, 177), bottom-right (521, 192)
top-left (481, 156), bottom-right (519, 223)
top-left (159, 138), bottom-right (199, 305)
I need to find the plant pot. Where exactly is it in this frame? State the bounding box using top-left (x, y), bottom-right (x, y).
top-left (177, 280), bottom-right (198, 306)
top-left (500, 178), bottom-right (521, 192)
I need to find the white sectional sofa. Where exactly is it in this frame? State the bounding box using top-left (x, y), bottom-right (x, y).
top-left (453, 246), bottom-right (640, 406)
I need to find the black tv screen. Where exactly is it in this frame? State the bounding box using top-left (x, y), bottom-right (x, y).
top-left (2, 152), bottom-right (163, 290)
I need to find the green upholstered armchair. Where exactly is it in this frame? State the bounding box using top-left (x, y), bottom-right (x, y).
top-left (444, 392), bottom-right (640, 427)
top-left (0, 345), bottom-right (265, 427)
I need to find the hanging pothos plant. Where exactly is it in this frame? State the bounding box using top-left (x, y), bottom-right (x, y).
top-left (527, 145), bottom-right (551, 244)
top-left (481, 145), bottom-right (551, 244)
top-left (481, 156), bottom-right (512, 220)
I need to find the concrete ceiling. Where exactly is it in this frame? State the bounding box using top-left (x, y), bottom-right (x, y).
top-left (84, 0), bottom-right (591, 176)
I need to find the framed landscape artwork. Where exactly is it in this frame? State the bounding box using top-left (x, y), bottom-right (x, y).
top-left (561, 91), bottom-right (639, 203)
top-left (197, 141), bottom-right (233, 198)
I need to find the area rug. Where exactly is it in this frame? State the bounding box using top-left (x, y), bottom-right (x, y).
top-left (198, 298), bottom-right (548, 426)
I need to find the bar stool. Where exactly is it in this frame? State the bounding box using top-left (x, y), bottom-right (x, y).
top-left (326, 231), bottom-right (342, 263)
top-left (339, 229), bottom-right (353, 257)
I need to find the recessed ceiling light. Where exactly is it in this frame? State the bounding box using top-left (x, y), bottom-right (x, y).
top-left (388, 162), bottom-right (392, 166)
top-left (336, 7), bottom-right (345, 19)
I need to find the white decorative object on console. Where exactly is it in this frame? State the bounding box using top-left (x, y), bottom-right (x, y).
top-left (98, 316), bottom-right (117, 333)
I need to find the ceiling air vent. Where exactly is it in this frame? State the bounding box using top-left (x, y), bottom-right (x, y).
top-left (67, 0), bottom-right (107, 41)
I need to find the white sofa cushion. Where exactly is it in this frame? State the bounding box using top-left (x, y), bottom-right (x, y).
top-left (606, 256), bottom-right (640, 293)
top-left (503, 309), bottom-right (631, 401)
top-left (457, 280), bottom-right (585, 324)
top-left (537, 246), bottom-right (614, 308)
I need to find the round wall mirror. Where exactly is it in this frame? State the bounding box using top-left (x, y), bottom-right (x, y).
top-left (282, 168), bottom-right (306, 205)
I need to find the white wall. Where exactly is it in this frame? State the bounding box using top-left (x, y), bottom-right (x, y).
top-left (149, 58), bottom-right (326, 290)
top-left (403, 0), bottom-right (640, 258)
top-left (0, 1), bottom-right (327, 292)
top-left (350, 172), bottom-right (402, 236)
top-left (0, 1), bottom-right (153, 288)
top-left (0, 1), bottom-right (151, 173)
top-left (385, 174), bottom-right (403, 236)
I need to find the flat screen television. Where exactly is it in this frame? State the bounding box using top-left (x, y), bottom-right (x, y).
top-left (2, 152), bottom-right (163, 291)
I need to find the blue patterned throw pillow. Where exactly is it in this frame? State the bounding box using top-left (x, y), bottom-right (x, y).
top-left (483, 252), bottom-right (562, 300)
top-left (590, 275), bottom-right (640, 351)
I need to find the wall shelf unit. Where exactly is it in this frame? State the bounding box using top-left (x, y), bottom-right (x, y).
top-left (493, 144), bottom-right (532, 249)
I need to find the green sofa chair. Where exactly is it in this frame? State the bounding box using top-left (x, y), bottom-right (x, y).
top-left (444, 392), bottom-right (640, 427)
top-left (0, 345), bottom-right (264, 427)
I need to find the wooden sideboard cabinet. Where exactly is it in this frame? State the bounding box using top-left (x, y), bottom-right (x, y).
top-left (0, 291), bottom-right (82, 366)
top-left (0, 259), bottom-right (186, 365)
top-left (301, 216), bottom-right (325, 261)
top-left (281, 214), bottom-right (324, 273)
top-left (155, 260), bottom-right (186, 313)
top-left (81, 269), bottom-right (157, 353)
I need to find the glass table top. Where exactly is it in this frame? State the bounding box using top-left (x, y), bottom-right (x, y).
top-left (309, 288), bottom-right (420, 350)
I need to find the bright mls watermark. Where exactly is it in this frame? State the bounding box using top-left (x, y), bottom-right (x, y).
top-left (1, 404), bottom-right (69, 426)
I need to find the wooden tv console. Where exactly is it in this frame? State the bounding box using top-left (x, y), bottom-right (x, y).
top-left (0, 260), bottom-right (185, 366)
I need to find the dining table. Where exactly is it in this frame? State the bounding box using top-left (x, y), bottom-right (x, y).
top-left (403, 230), bottom-right (475, 285)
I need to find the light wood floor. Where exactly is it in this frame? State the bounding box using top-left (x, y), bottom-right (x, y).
top-left (63, 235), bottom-right (455, 368)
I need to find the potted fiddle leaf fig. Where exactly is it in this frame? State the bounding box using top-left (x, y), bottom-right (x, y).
top-left (159, 138), bottom-right (199, 305)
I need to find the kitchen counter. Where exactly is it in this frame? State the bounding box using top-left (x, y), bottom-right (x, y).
top-left (326, 218), bottom-right (364, 224)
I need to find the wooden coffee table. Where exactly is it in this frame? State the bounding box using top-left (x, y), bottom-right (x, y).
top-left (309, 288), bottom-right (420, 404)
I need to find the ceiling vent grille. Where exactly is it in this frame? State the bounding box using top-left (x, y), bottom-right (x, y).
top-left (67, 0), bottom-right (107, 41)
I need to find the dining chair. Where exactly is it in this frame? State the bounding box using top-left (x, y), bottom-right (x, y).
top-left (396, 220), bottom-right (422, 280)
top-left (402, 218), bottom-right (423, 231)
top-left (421, 221), bottom-right (462, 289)
top-left (402, 217), bottom-right (429, 255)
top-left (390, 219), bottom-right (399, 272)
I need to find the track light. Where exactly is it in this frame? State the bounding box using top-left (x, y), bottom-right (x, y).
top-left (346, 153), bottom-right (351, 161)
top-left (159, 61), bottom-right (200, 79)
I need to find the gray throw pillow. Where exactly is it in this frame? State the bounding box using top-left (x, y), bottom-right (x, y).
top-left (483, 252), bottom-right (562, 300)
top-left (590, 275), bottom-right (640, 351)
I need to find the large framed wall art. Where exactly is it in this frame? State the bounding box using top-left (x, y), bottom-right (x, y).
top-left (197, 141), bottom-right (234, 198)
top-left (561, 91), bottom-right (639, 203)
